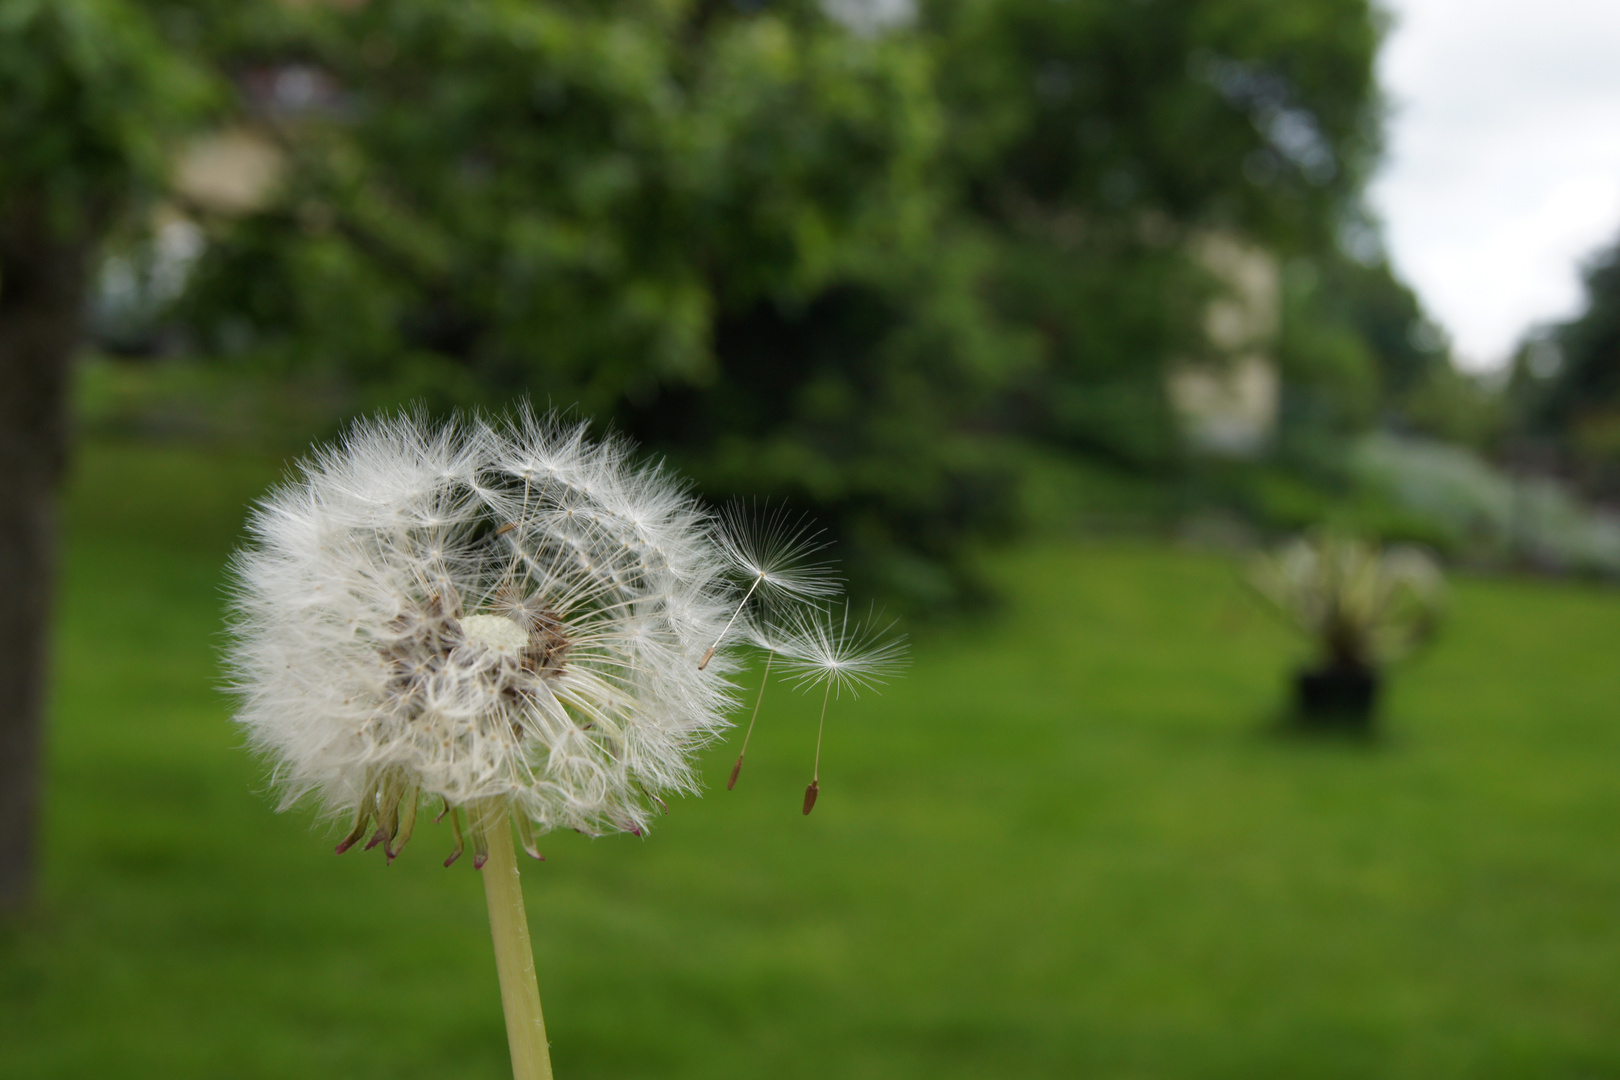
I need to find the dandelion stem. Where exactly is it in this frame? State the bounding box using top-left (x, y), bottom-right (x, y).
top-left (478, 809), bottom-right (554, 1080)
top-left (729, 650), bottom-right (774, 790)
top-left (700, 575), bottom-right (762, 669)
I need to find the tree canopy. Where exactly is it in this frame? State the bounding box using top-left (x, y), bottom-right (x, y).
top-left (0, 0), bottom-right (1436, 604)
top-left (137, 0), bottom-right (1395, 602)
top-left (1511, 233), bottom-right (1620, 498)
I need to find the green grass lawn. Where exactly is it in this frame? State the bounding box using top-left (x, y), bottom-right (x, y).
top-left (5, 440), bottom-right (1620, 1079)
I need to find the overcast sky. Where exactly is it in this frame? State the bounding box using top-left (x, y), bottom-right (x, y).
top-left (1368, 0), bottom-right (1620, 371)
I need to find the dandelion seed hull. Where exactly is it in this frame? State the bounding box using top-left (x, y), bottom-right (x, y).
top-left (334, 816), bottom-right (370, 855)
top-left (443, 804), bottom-right (466, 867)
top-left (727, 754), bottom-right (744, 791)
top-left (802, 780), bottom-right (819, 816)
top-left (391, 789), bottom-right (420, 858)
top-left (516, 814), bottom-right (544, 860)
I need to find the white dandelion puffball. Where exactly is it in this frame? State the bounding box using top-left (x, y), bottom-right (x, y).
top-left (227, 411), bottom-right (746, 853)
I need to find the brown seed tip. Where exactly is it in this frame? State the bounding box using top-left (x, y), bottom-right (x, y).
top-left (698, 646), bottom-right (716, 671)
top-left (334, 836), bottom-right (361, 856)
top-left (727, 755), bottom-right (744, 791)
top-left (473, 853), bottom-right (489, 870)
top-left (443, 849), bottom-right (462, 869)
top-left (495, 521), bottom-right (518, 536)
top-left (802, 780), bottom-right (819, 816)
top-left (364, 829), bottom-right (388, 852)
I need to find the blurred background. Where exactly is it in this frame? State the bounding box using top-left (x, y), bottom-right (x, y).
top-left (3, 0), bottom-right (1620, 1076)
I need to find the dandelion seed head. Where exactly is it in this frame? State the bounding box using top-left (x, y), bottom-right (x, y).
top-left (227, 410), bottom-right (742, 843)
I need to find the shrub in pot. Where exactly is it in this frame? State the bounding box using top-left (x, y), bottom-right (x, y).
top-left (1248, 533), bottom-right (1444, 733)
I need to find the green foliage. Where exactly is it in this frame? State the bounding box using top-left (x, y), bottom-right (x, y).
top-left (170, 1), bottom-right (1030, 605)
top-left (1544, 238), bottom-right (1620, 421)
top-left (181, 3), bottom-right (941, 400)
top-left (1322, 256), bottom-right (1448, 397)
top-left (988, 235), bottom-right (1201, 469)
top-left (0, 0), bottom-right (214, 222)
top-left (1275, 250), bottom-right (1483, 447)
top-left (1512, 233), bottom-right (1620, 496)
top-left (624, 231), bottom-right (1037, 607)
top-left (924, 0), bottom-right (1384, 474)
top-left (1275, 258), bottom-right (1382, 439)
top-left (926, 0), bottom-right (1381, 244)
top-left (1398, 362), bottom-right (1504, 450)
top-left (37, 0), bottom-right (1415, 606)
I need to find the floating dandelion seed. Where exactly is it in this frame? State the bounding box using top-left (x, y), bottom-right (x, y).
top-left (700, 501), bottom-right (839, 670)
top-left (712, 506), bottom-right (839, 784)
top-left (225, 409), bottom-right (900, 1079)
top-left (715, 500), bottom-right (842, 604)
top-left (774, 607), bottom-right (908, 815)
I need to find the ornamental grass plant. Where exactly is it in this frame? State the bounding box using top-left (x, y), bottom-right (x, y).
top-left (1248, 531), bottom-right (1445, 730)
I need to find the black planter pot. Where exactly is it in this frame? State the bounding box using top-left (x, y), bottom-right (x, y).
top-left (1293, 665), bottom-right (1381, 732)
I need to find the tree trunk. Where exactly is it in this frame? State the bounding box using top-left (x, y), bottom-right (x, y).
top-left (0, 194), bottom-right (92, 914)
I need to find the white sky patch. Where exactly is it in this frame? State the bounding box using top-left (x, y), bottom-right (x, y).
top-left (1369, 0), bottom-right (1620, 370)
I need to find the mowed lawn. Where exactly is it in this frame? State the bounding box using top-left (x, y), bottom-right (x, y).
top-left (5, 440), bottom-right (1620, 1079)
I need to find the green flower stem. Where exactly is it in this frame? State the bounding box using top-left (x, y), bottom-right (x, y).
top-left (480, 811), bottom-right (554, 1080)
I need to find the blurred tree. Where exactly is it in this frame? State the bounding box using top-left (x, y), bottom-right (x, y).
top-left (0, 0), bottom-right (211, 911)
top-left (1275, 261), bottom-right (1382, 444)
top-left (176, 0), bottom-right (1031, 605)
top-left (1272, 252), bottom-right (1442, 448)
top-left (1264, 239), bottom-right (1502, 464)
top-left (1511, 234), bottom-right (1620, 497)
top-left (922, 0), bottom-right (1385, 470)
top-left (1331, 256), bottom-right (1448, 400)
top-left (168, 0), bottom-right (1405, 602)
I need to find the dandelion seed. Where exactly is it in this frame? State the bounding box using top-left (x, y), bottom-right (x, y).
top-left (699, 502), bottom-right (840, 670)
top-left (773, 606), bottom-right (907, 815)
